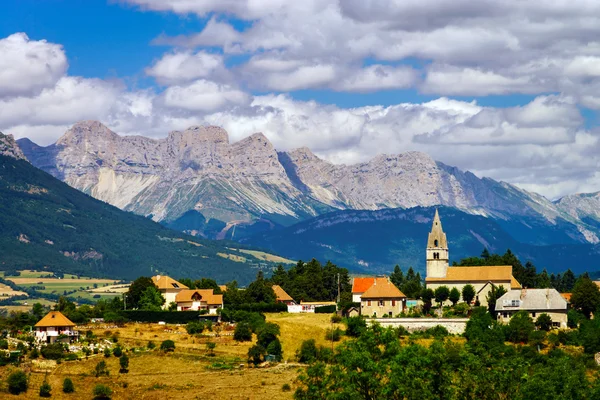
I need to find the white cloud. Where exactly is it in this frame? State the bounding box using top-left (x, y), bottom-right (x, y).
top-left (333, 65), bottom-right (418, 92)
top-left (0, 33), bottom-right (68, 98)
top-left (146, 50), bottom-right (225, 85)
top-left (161, 79), bottom-right (250, 112)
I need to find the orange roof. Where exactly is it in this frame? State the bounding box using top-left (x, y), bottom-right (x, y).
top-left (35, 311), bottom-right (76, 328)
top-left (219, 285), bottom-right (227, 292)
top-left (594, 281), bottom-right (600, 289)
top-left (152, 275), bottom-right (188, 290)
top-left (361, 279), bottom-right (406, 299)
top-left (352, 277), bottom-right (388, 293)
top-left (426, 266), bottom-right (521, 289)
top-left (175, 289), bottom-right (223, 305)
top-left (272, 285), bottom-right (294, 302)
top-left (561, 293), bottom-right (572, 302)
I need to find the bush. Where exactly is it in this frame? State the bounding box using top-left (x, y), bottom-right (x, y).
top-left (0, 339), bottom-right (8, 349)
top-left (266, 339), bottom-right (283, 361)
top-left (535, 313), bottom-right (553, 331)
top-left (63, 377), bottom-right (75, 393)
top-left (345, 316), bottom-right (366, 337)
top-left (325, 327), bottom-right (343, 342)
top-left (233, 322), bottom-right (253, 342)
top-left (297, 339), bottom-right (318, 363)
top-left (119, 354), bottom-right (129, 373)
top-left (65, 353), bottom-right (79, 361)
top-left (147, 341), bottom-right (156, 349)
top-left (206, 342), bottom-right (216, 356)
top-left (92, 384), bottom-right (112, 399)
top-left (248, 344), bottom-right (266, 365)
top-left (507, 311), bottom-right (535, 343)
top-left (112, 346), bottom-right (123, 357)
top-left (104, 348), bottom-right (111, 357)
top-left (160, 340), bottom-right (175, 352)
top-left (41, 343), bottom-right (65, 360)
top-left (282, 383), bottom-right (291, 392)
top-left (315, 305), bottom-right (337, 314)
top-left (186, 321), bottom-right (204, 335)
top-left (29, 348), bottom-right (39, 359)
top-left (94, 360), bottom-right (110, 377)
top-left (7, 370), bottom-right (28, 395)
top-left (39, 380), bottom-right (52, 397)
top-left (330, 314), bottom-right (342, 323)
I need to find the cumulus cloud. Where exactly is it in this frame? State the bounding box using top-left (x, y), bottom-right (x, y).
top-left (161, 80), bottom-right (250, 112)
top-left (0, 33), bottom-right (68, 98)
top-left (146, 50), bottom-right (226, 85)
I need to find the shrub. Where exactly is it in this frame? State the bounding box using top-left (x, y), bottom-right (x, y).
top-left (297, 339), bottom-right (318, 363)
top-left (206, 342), bottom-right (216, 356)
top-left (425, 325), bottom-right (450, 338)
top-left (160, 340), bottom-right (175, 352)
top-left (63, 377), bottom-right (75, 393)
top-left (7, 370), bottom-right (28, 395)
top-left (266, 339), bottom-right (283, 361)
top-left (282, 383), bottom-right (291, 392)
top-left (94, 360), bottom-right (110, 377)
top-left (112, 346), bottom-right (123, 357)
top-left (257, 323), bottom-right (281, 349)
top-left (41, 343), bottom-right (65, 360)
top-left (92, 384), bottom-right (112, 399)
top-left (248, 344), bottom-right (266, 365)
top-left (65, 353), bottom-right (79, 361)
top-left (29, 348), bottom-right (39, 359)
top-left (453, 302), bottom-right (470, 317)
top-left (507, 311), bottom-right (535, 343)
top-left (39, 380), bottom-right (52, 397)
top-left (233, 322), bottom-right (253, 342)
top-left (535, 313), bottom-right (553, 331)
top-left (0, 339), bottom-right (8, 349)
top-left (147, 341), bottom-right (156, 349)
top-left (325, 327), bottom-right (343, 342)
top-left (345, 316), bottom-right (366, 337)
top-left (315, 305), bottom-right (336, 314)
top-left (186, 321), bottom-right (204, 335)
top-left (119, 354), bottom-right (129, 373)
top-left (330, 313), bottom-right (342, 323)
top-left (103, 348), bottom-right (111, 358)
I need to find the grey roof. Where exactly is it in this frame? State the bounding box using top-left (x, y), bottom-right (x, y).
top-left (495, 288), bottom-right (567, 312)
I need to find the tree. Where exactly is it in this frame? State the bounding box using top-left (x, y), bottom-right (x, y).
top-left (297, 339), bottom-right (319, 363)
top-left (485, 285), bottom-right (507, 315)
top-left (92, 384), bottom-right (112, 399)
top-left (345, 316), bottom-right (366, 337)
top-left (267, 339), bottom-right (283, 361)
top-left (119, 354), bottom-right (129, 373)
top-left (507, 311), bottom-right (535, 343)
top-left (248, 344), bottom-right (266, 365)
top-left (246, 271), bottom-right (276, 303)
top-left (32, 302), bottom-right (45, 321)
top-left (39, 379), bottom-right (51, 397)
top-left (421, 288), bottom-right (435, 314)
top-left (126, 276), bottom-right (156, 309)
top-left (571, 275), bottom-right (600, 318)
top-left (390, 265), bottom-right (405, 289)
top-left (561, 269), bottom-right (577, 292)
top-left (234, 322), bottom-right (252, 342)
top-left (112, 346), bottom-right (122, 357)
top-left (434, 286), bottom-right (450, 304)
top-left (138, 286), bottom-right (165, 311)
top-left (536, 269), bottom-right (552, 289)
top-left (94, 360), bottom-right (110, 377)
top-left (160, 340), bottom-right (175, 352)
top-left (193, 278), bottom-right (222, 293)
top-left (63, 378), bottom-right (75, 393)
top-left (464, 307), bottom-right (505, 348)
top-left (462, 284), bottom-right (476, 305)
top-left (449, 287), bottom-right (460, 306)
top-left (535, 313), bottom-right (552, 331)
top-left (7, 370), bottom-right (28, 395)
top-left (206, 341), bottom-right (216, 356)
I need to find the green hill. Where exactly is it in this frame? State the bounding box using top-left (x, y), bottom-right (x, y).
top-left (0, 154), bottom-right (280, 283)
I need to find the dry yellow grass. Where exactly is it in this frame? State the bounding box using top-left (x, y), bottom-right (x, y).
top-left (234, 249), bottom-right (296, 265)
top-left (7, 278), bottom-right (117, 285)
top-left (0, 283), bottom-right (26, 297)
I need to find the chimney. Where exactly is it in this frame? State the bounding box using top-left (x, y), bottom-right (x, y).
top-left (520, 288), bottom-right (526, 300)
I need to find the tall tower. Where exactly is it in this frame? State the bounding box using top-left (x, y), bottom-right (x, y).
top-left (426, 209), bottom-right (449, 278)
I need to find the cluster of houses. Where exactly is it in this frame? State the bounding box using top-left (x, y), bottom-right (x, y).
top-left (32, 209), bottom-right (577, 343)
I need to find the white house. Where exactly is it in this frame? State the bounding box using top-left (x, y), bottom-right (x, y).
top-left (34, 311), bottom-right (78, 344)
top-left (152, 275), bottom-right (188, 308)
top-left (496, 288), bottom-right (569, 328)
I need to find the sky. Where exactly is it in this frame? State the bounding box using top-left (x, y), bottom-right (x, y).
top-left (2, 0), bottom-right (600, 199)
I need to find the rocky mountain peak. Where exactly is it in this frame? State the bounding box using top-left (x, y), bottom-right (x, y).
top-left (56, 120), bottom-right (118, 147)
top-left (286, 146), bottom-right (322, 163)
top-left (0, 132), bottom-right (27, 161)
top-left (168, 125), bottom-right (229, 145)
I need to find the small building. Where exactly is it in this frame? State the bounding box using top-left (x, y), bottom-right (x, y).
top-left (272, 285), bottom-right (296, 305)
top-left (34, 311), bottom-right (78, 344)
top-left (175, 289), bottom-right (223, 314)
top-left (352, 277), bottom-right (388, 303)
top-left (288, 301), bottom-right (337, 313)
top-left (152, 275), bottom-right (188, 308)
top-left (495, 288), bottom-right (568, 328)
top-left (361, 279), bottom-right (407, 318)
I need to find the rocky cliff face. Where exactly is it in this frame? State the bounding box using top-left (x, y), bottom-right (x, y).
top-left (0, 132), bottom-right (26, 161)
top-left (18, 120), bottom-right (600, 243)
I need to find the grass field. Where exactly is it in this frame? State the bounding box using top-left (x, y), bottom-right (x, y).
top-left (234, 249), bottom-right (296, 265)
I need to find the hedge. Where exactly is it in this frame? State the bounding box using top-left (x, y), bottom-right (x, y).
top-left (315, 305), bottom-right (337, 314)
top-left (120, 311), bottom-right (218, 324)
top-left (225, 303), bottom-right (287, 313)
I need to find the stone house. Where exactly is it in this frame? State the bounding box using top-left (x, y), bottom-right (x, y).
top-left (360, 279), bottom-right (406, 317)
top-left (496, 288), bottom-right (569, 328)
top-left (34, 311), bottom-right (78, 344)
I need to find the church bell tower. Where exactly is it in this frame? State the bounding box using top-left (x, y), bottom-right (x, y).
top-left (426, 209), bottom-right (449, 278)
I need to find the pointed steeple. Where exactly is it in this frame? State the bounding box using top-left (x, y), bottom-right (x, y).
top-left (427, 208), bottom-right (447, 249)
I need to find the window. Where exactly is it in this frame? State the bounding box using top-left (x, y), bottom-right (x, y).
top-left (531, 312), bottom-right (536, 318)
top-left (378, 300), bottom-right (385, 307)
top-left (503, 312), bottom-right (508, 318)
top-left (367, 300), bottom-right (371, 306)
top-left (434, 239), bottom-right (439, 247)
top-left (392, 300), bottom-right (396, 306)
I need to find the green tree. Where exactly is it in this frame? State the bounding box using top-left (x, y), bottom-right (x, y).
top-left (206, 341), bottom-right (216, 356)
top-left (63, 378), bottom-right (75, 393)
top-left (119, 354), bottom-right (129, 373)
top-left (449, 287), bottom-right (460, 306)
top-left (266, 339), bottom-right (283, 361)
top-left (7, 370), bottom-right (28, 395)
top-left (421, 288), bottom-right (435, 313)
top-left (536, 269), bottom-right (552, 288)
top-left (94, 360), bottom-right (110, 377)
top-left (485, 285), bottom-right (507, 315)
top-left (234, 322), bottom-right (252, 342)
top-left (246, 271), bottom-right (276, 303)
top-left (570, 275), bottom-right (600, 318)
top-left (434, 286), bottom-right (450, 304)
top-left (32, 302), bottom-right (45, 321)
top-left (464, 307), bottom-right (505, 348)
top-left (92, 384), bottom-right (112, 399)
top-left (345, 316), bottom-right (366, 337)
top-left (506, 310), bottom-right (535, 343)
top-left (535, 313), bottom-right (552, 331)
top-left (160, 340), bottom-right (175, 352)
top-left (138, 286), bottom-right (165, 311)
top-left (39, 379), bottom-right (52, 397)
top-left (248, 344), bottom-right (266, 365)
top-left (296, 339), bottom-right (319, 363)
top-left (193, 278), bottom-right (222, 293)
top-left (462, 284), bottom-right (476, 305)
top-left (390, 265), bottom-right (404, 289)
top-left (561, 269), bottom-right (577, 292)
top-left (126, 276), bottom-right (156, 309)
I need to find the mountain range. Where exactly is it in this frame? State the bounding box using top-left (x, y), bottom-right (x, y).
top-left (13, 120), bottom-right (600, 275)
top-left (0, 131), bottom-right (287, 283)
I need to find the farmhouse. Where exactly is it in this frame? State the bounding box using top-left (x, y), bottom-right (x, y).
top-left (360, 278), bottom-right (406, 317)
top-left (352, 277), bottom-right (388, 303)
top-left (175, 289), bottom-right (223, 314)
top-left (34, 311), bottom-right (78, 344)
top-left (425, 209), bottom-right (521, 306)
top-left (152, 275), bottom-right (188, 308)
top-left (272, 285), bottom-right (296, 305)
top-left (496, 288), bottom-right (568, 328)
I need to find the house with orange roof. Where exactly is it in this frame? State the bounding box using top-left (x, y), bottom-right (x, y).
top-left (425, 210), bottom-right (522, 307)
top-left (272, 285), bottom-right (296, 305)
top-left (175, 289), bottom-right (223, 314)
top-left (352, 277), bottom-right (389, 303)
top-left (360, 279), bottom-right (407, 317)
top-left (34, 311), bottom-right (78, 344)
top-left (152, 275), bottom-right (188, 309)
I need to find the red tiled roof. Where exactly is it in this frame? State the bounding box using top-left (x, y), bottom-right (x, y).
top-left (352, 277), bottom-right (388, 293)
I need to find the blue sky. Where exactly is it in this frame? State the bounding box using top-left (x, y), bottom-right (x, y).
top-left (1, 0), bottom-right (600, 199)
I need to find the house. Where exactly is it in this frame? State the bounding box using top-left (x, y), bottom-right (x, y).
top-left (175, 289), bottom-right (223, 314)
top-left (272, 285), bottom-right (296, 305)
top-left (288, 301), bottom-right (337, 313)
top-left (152, 275), bottom-right (188, 308)
top-left (425, 209), bottom-right (521, 306)
top-left (34, 311), bottom-right (78, 344)
top-left (496, 288), bottom-right (568, 328)
top-left (361, 279), bottom-right (407, 318)
top-left (352, 277), bottom-right (389, 303)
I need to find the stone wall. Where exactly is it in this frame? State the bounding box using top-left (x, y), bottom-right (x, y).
top-left (368, 318), bottom-right (469, 334)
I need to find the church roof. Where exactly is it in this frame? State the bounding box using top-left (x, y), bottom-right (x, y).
top-left (35, 311), bottom-right (76, 328)
top-left (427, 209), bottom-right (448, 248)
top-left (426, 266), bottom-right (521, 289)
top-left (272, 285), bottom-right (294, 302)
top-left (361, 279), bottom-right (406, 299)
top-left (152, 275), bottom-right (188, 290)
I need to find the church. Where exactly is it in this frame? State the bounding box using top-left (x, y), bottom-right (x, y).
top-left (425, 210), bottom-right (521, 307)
